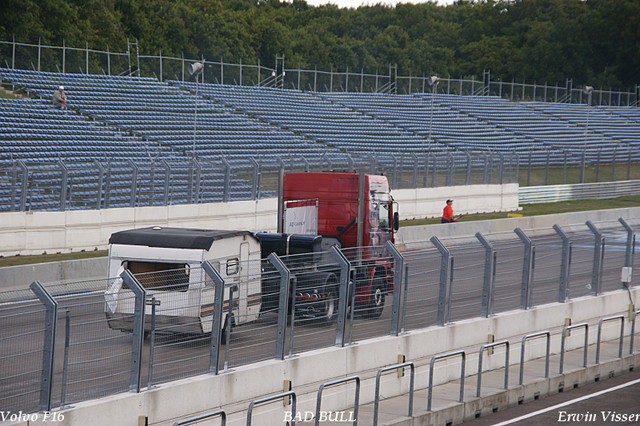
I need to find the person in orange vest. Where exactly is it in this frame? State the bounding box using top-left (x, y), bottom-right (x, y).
top-left (441, 199), bottom-right (457, 223)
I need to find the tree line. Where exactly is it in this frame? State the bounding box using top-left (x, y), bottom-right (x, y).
top-left (1, 0), bottom-right (638, 89)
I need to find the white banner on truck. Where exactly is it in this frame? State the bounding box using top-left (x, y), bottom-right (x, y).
top-left (284, 200), bottom-right (318, 235)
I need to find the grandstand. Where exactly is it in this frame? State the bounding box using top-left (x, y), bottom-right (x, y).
top-left (1, 67), bottom-right (639, 212)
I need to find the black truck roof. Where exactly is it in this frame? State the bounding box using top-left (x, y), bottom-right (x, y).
top-left (108, 227), bottom-right (252, 251)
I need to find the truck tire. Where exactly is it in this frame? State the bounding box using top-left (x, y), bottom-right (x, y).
top-left (320, 284), bottom-right (338, 326)
top-left (363, 276), bottom-right (386, 319)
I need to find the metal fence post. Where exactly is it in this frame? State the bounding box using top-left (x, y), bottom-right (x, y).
top-left (249, 158), bottom-right (259, 200)
top-left (330, 246), bottom-right (351, 347)
top-left (618, 217), bottom-right (635, 289)
top-left (515, 228), bottom-right (535, 309)
top-left (465, 152), bottom-right (471, 185)
top-left (192, 159), bottom-right (201, 204)
top-left (553, 224), bottom-right (572, 302)
top-left (60, 309), bottom-right (71, 408)
top-left (57, 160), bottom-right (68, 211)
top-left (497, 151), bottom-right (504, 184)
top-left (431, 236), bottom-right (452, 326)
top-left (411, 153), bottom-right (418, 188)
top-left (385, 241), bottom-right (404, 336)
top-left (160, 160), bottom-right (171, 206)
top-left (202, 261), bottom-right (226, 375)
top-left (431, 154), bottom-right (437, 188)
top-left (475, 232), bottom-right (496, 317)
top-left (222, 157), bottom-right (231, 203)
top-left (94, 160), bottom-right (104, 210)
top-left (267, 253), bottom-right (290, 360)
top-left (120, 270), bottom-right (146, 392)
top-left (446, 152), bottom-right (454, 186)
top-left (423, 152), bottom-right (429, 188)
top-left (16, 159), bottom-right (28, 212)
top-left (128, 159), bottom-right (138, 207)
top-left (28, 281), bottom-right (57, 412)
top-left (586, 221), bottom-right (604, 296)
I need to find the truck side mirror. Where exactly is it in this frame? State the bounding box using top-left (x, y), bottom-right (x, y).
top-left (393, 212), bottom-right (400, 231)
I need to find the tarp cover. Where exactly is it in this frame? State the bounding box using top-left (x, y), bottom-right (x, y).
top-left (109, 227), bottom-right (251, 251)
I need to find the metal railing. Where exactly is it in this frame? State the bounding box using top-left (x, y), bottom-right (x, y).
top-left (519, 332), bottom-right (551, 385)
top-left (373, 362), bottom-right (414, 426)
top-left (476, 341), bottom-right (510, 397)
top-left (427, 351), bottom-right (466, 412)
top-left (1, 38), bottom-right (638, 104)
top-left (0, 217), bottom-right (637, 413)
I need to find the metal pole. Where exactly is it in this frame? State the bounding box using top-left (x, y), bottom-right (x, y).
top-left (202, 261), bottom-right (226, 375)
top-left (431, 236), bottom-right (452, 326)
top-left (330, 246), bottom-right (351, 347)
top-left (268, 253), bottom-right (290, 360)
top-left (29, 281), bottom-right (57, 412)
top-left (476, 232), bottom-right (496, 317)
top-left (385, 241), bottom-right (404, 336)
top-left (60, 310), bottom-right (70, 408)
top-left (120, 271), bottom-right (146, 392)
top-left (553, 224), bottom-right (572, 302)
top-left (515, 228), bottom-right (535, 309)
top-left (586, 221), bottom-right (604, 296)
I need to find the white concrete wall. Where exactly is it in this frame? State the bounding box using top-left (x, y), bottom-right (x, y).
top-left (0, 184), bottom-right (518, 257)
top-left (0, 198), bottom-right (278, 257)
top-left (391, 183), bottom-right (520, 221)
top-left (397, 206), bottom-right (640, 247)
top-left (10, 286), bottom-right (638, 426)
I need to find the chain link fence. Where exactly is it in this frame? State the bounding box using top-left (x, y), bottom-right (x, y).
top-left (0, 218), bottom-right (638, 413)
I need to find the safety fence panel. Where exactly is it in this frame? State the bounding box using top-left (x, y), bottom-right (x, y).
top-left (445, 240), bottom-right (486, 322)
top-left (46, 278), bottom-right (134, 406)
top-left (561, 224), bottom-right (598, 299)
top-left (598, 222), bottom-right (631, 293)
top-left (280, 252), bottom-right (343, 355)
top-left (528, 232), bottom-right (564, 306)
top-left (135, 267), bottom-right (215, 386)
top-left (0, 288), bottom-right (47, 413)
top-left (340, 247), bottom-right (397, 343)
top-left (400, 246), bottom-right (441, 331)
top-left (224, 257), bottom-right (282, 369)
top-left (486, 234), bottom-right (526, 314)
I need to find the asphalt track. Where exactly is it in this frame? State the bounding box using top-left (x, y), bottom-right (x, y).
top-left (462, 368), bottom-right (640, 426)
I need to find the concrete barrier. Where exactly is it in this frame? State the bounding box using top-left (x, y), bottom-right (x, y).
top-left (7, 285), bottom-right (638, 426)
top-left (0, 257), bottom-right (107, 291)
top-left (397, 206), bottom-right (640, 246)
top-left (0, 184), bottom-right (518, 257)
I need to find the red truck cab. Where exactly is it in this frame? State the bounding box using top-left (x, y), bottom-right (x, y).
top-left (278, 171), bottom-right (399, 319)
top-left (281, 171), bottom-right (397, 249)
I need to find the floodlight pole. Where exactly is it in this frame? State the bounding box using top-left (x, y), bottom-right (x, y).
top-left (427, 77), bottom-right (439, 154)
top-left (583, 86), bottom-right (593, 150)
top-left (193, 72), bottom-right (198, 159)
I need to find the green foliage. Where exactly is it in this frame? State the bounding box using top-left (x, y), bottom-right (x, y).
top-left (0, 0), bottom-right (636, 87)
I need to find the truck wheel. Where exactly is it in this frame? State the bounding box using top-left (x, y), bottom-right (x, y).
top-left (320, 285), bottom-right (338, 326)
top-left (363, 276), bottom-right (385, 319)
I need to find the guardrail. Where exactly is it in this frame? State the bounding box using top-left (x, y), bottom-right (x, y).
top-left (173, 410), bottom-right (226, 426)
top-left (315, 376), bottom-right (360, 426)
top-left (476, 340), bottom-right (510, 397)
top-left (560, 323), bottom-right (589, 374)
top-left (519, 331), bottom-right (551, 385)
top-left (373, 363), bottom-right (415, 426)
top-left (428, 351), bottom-right (466, 412)
top-left (0, 217), bottom-right (637, 414)
top-left (595, 315), bottom-right (625, 363)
